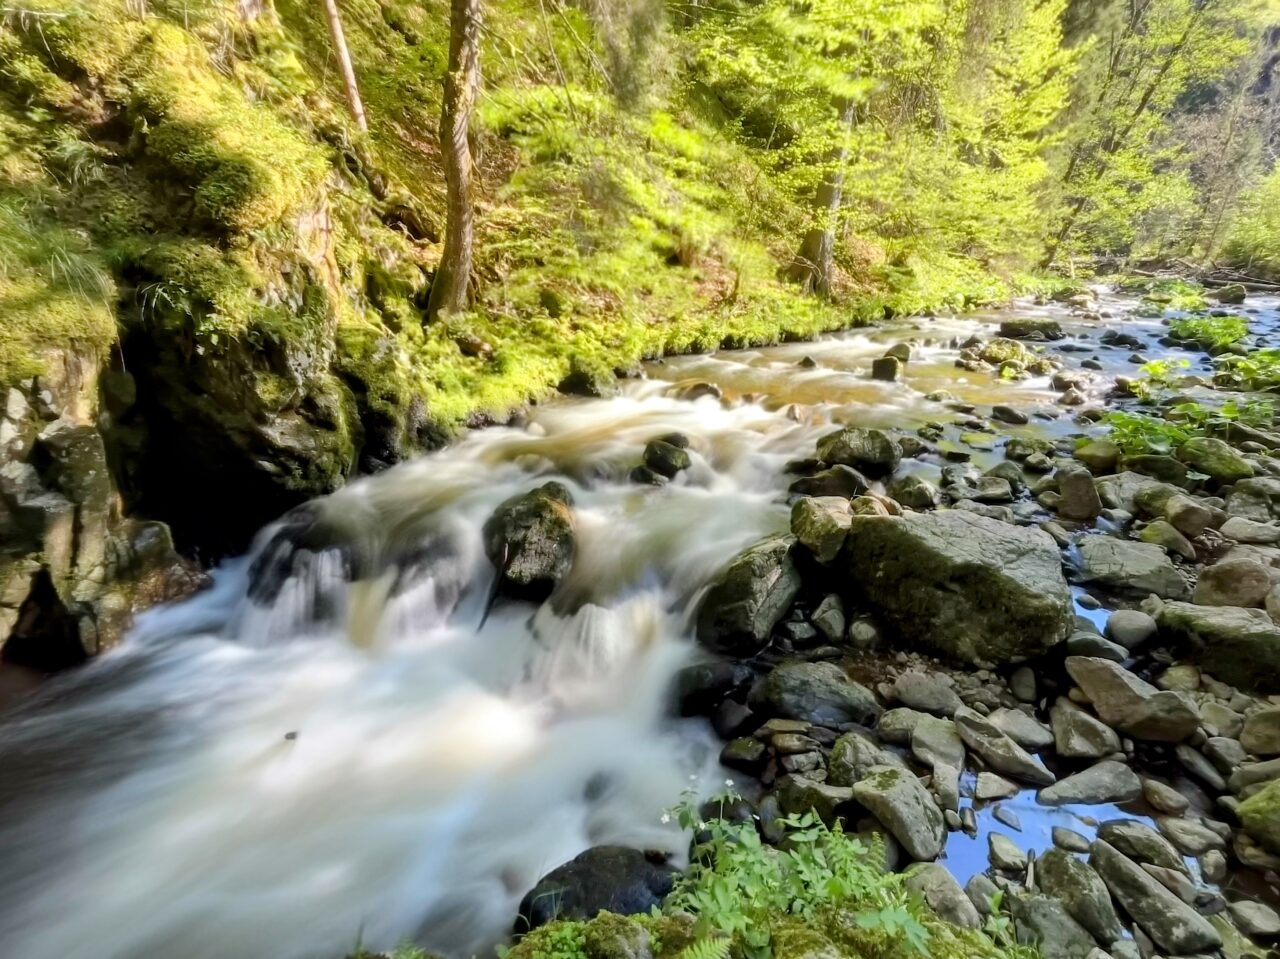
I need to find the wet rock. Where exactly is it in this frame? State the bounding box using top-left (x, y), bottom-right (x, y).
top-left (673, 660), bottom-right (754, 716)
top-left (484, 482), bottom-right (577, 599)
top-left (989, 707), bottom-right (1055, 751)
top-left (878, 707), bottom-right (925, 746)
top-left (1154, 602), bottom-right (1280, 693)
top-left (906, 863), bottom-right (981, 928)
top-left (852, 765), bottom-right (945, 861)
top-left (516, 846), bottom-right (676, 929)
top-left (989, 832), bottom-right (1028, 872)
top-left (559, 360), bottom-right (620, 398)
top-left (812, 594), bottom-right (845, 643)
top-left (912, 715), bottom-right (965, 770)
top-left (1076, 440), bottom-right (1121, 475)
top-left (1011, 895), bottom-right (1096, 959)
top-left (1219, 516), bottom-right (1280, 544)
top-left (1088, 840), bottom-right (1221, 954)
top-left (1053, 827), bottom-right (1091, 853)
top-left (1165, 494), bottom-right (1216, 538)
top-left (1178, 437), bottom-right (1255, 487)
top-left (1039, 760), bottom-right (1141, 805)
top-left (696, 535), bottom-right (801, 656)
top-left (1095, 821), bottom-right (1186, 872)
top-left (1123, 455), bottom-right (1190, 487)
top-left (1037, 848), bottom-right (1125, 945)
top-left (1194, 559), bottom-right (1271, 608)
top-left (1211, 283), bottom-right (1247, 305)
top-left (1001, 318), bottom-right (1063, 340)
top-left (642, 440), bottom-right (691, 479)
top-left (720, 736), bottom-right (767, 772)
top-left (1051, 698), bottom-right (1122, 759)
top-left (1066, 632), bottom-right (1128, 662)
top-left (1142, 779), bottom-right (1189, 815)
top-left (1076, 537), bottom-right (1189, 600)
top-left (888, 474), bottom-right (940, 510)
top-left (955, 706), bottom-right (1055, 786)
top-left (1156, 817), bottom-right (1224, 856)
top-left (828, 730), bottom-right (906, 786)
top-left (871, 357), bottom-right (902, 382)
top-left (790, 497), bottom-right (854, 563)
top-left (788, 465), bottom-right (870, 498)
top-left (1228, 900), bottom-right (1280, 939)
top-left (1200, 704), bottom-right (1244, 739)
top-left (1228, 755), bottom-right (1280, 792)
top-left (1105, 610), bottom-right (1157, 650)
top-left (774, 775), bottom-right (854, 822)
top-left (816, 427), bottom-right (902, 478)
top-left (1241, 707), bottom-right (1280, 755)
top-left (1059, 467), bottom-right (1103, 521)
top-left (965, 873), bottom-right (1001, 915)
top-left (975, 772), bottom-right (1020, 801)
top-left (1096, 471), bottom-right (1168, 514)
top-left (843, 511), bottom-right (1073, 667)
top-left (1156, 664), bottom-right (1200, 692)
top-left (1239, 778), bottom-right (1280, 855)
top-left (749, 661), bottom-right (880, 726)
top-left (1138, 519), bottom-right (1196, 561)
top-left (1066, 656), bottom-right (1200, 741)
top-left (893, 670), bottom-right (962, 716)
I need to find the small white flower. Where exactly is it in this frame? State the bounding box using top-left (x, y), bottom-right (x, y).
top-left (660, 812), bottom-right (671, 824)
top-left (724, 778), bottom-right (735, 788)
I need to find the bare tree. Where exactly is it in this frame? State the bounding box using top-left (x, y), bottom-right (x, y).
top-left (428, 0), bottom-right (482, 320)
top-left (322, 0), bottom-right (368, 132)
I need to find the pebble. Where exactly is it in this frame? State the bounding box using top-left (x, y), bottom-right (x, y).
top-left (1142, 778), bottom-right (1189, 815)
top-left (1052, 826), bottom-right (1091, 853)
top-left (1010, 667), bottom-right (1037, 703)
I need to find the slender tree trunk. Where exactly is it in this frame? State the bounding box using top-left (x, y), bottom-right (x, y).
top-left (428, 0), bottom-right (482, 321)
top-left (787, 99), bottom-right (856, 298)
top-left (322, 0), bottom-right (368, 132)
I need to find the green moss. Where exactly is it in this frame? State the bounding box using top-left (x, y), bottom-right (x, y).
top-left (1239, 779), bottom-right (1280, 856)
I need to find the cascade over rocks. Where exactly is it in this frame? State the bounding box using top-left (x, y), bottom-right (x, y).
top-left (483, 481), bottom-right (577, 599)
top-left (841, 511), bottom-right (1073, 667)
top-left (695, 534), bottom-right (801, 656)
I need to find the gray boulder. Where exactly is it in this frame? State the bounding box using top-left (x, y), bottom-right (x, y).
top-left (1038, 760), bottom-right (1141, 805)
top-left (1154, 602), bottom-right (1280, 693)
top-left (851, 765), bottom-right (946, 861)
top-left (1036, 848), bottom-right (1125, 944)
top-left (892, 670), bottom-right (963, 716)
top-left (1178, 436), bottom-right (1254, 486)
top-left (1010, 896), bottom-right (1096, 959)
top-left (1076, 536), bottom-right (1190, 599)
top-left (517, 846), bottom-right (676, 929)
top-left (1051, 698), bottom-right (1121, 759)
top-left (749, 661), bottom-right (880, 726)
top-left (817, 427), bottom-right (902, 477)
top-left (696, 535), bottom-right (801, 655)
top-left (1089, 840), bottom-right (1221, 954)
top-left (1096, 820), bottom-right (1187, 872)
top-left (1058, 467), bottom-right (1103, 521)
top-left (843, 511), bottom-right (1073, 667)
top-left (790, 496), bottom-right (853, 563)
top-left (1242, 707), bottom-right (1280, 756)
top-left (955, 706), bottom-right (1055, 785)
top-left (828, 730), bottom-right (906, 786)
top-left (1193, 558), bottom-right (1271, 608)
top-left (906, 863), bottom-right (981, 928)
top-left (1065, 657), bottom-right (1199, 741)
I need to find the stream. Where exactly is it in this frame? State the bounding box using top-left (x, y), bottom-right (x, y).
top-left (0, 289), bottom-right (1275, 959)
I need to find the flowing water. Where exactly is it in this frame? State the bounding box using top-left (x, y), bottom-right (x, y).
top-left (0, 291), bottom-right (1273, 959)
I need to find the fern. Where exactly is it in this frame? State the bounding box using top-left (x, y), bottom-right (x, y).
top-left (677, 937), bottom-right (732, 959)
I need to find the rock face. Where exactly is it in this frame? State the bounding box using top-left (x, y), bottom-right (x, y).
top-left (749, 661), bottom-right (880, 726)
top-left (516, 846), bottom-right (676, 930)
top-left (851, 765), bottom-right (946, 861)
top-left (484, 482), bottom-right (577, 599)
top-left (696, 535), bottom-right (801, 656)
top-left (1075, 536), bottom-right (1189, 599)
top-left (842, 511), bottom-right (1073, 667)
top-left (1089, 840), bottom-right (1221, 954)
top-left (1065, 657), bottom-right (1199, 741)
top-left (1154, 602), bottom-right (1280, 693)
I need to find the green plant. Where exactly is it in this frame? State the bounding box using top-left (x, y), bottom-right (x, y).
top-left (665, 791), bottom-right (926, 959)
top-left (1130, 358), bottom-right (1190, 399)
top-left (1103, 410), bottom-right (1193, 455)
top-left (1168, 315), bottom-right (1248, 349)
top-left (1217, 349), bottom-right (1280, 391)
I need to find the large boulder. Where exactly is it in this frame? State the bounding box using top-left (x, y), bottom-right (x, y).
top-left (1089, 840), bottom-right (1221, 954)
top-left (1050, 698), bottom-right (1121, 759)
top-left (1178, 437), bottom-right (1254, 486)
top-left (695, 535), bottom-right (801, 656)
top-left (790, 496), bottom-right (853, 563)
top-left (484, 482), bottom-right (577, 599)
top-left (1154, 602), bottom-right (1280, 693)
top-left (1065, 657), bottom-right (1199, 742)
top-left (842, 511), bottom-right (1073, 667)
top-left (1075, 536), bottom-right (1189, 599)
top-left (516, 846), bottom-right (676, 930)
top-left (748, 661), bottom-right (880, 726)
top-left (816, 427), bottom-right (902, 477)
top-left (954, 706), bottom-right (1055, 786)
top-left (1193, 558), bottom-right (1271, 607)
top-left (1239, 779), bottom-right (1280, 855)
top-left (1038, 760), bottom-right (1142, 805)
top-left (1000, 317), bottom-right (1063, 340)
top-left (1036, 848), bottom-right (1125, 944)
top-left (851, 765), bottom-right (946, 861)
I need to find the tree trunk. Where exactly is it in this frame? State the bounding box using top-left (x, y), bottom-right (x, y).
top-left (428, 0), bottom-right (482, 321)
top-left (322, 0), bottom-right (368, 133)
top-left (787, 98), bottom-right (856, 298)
